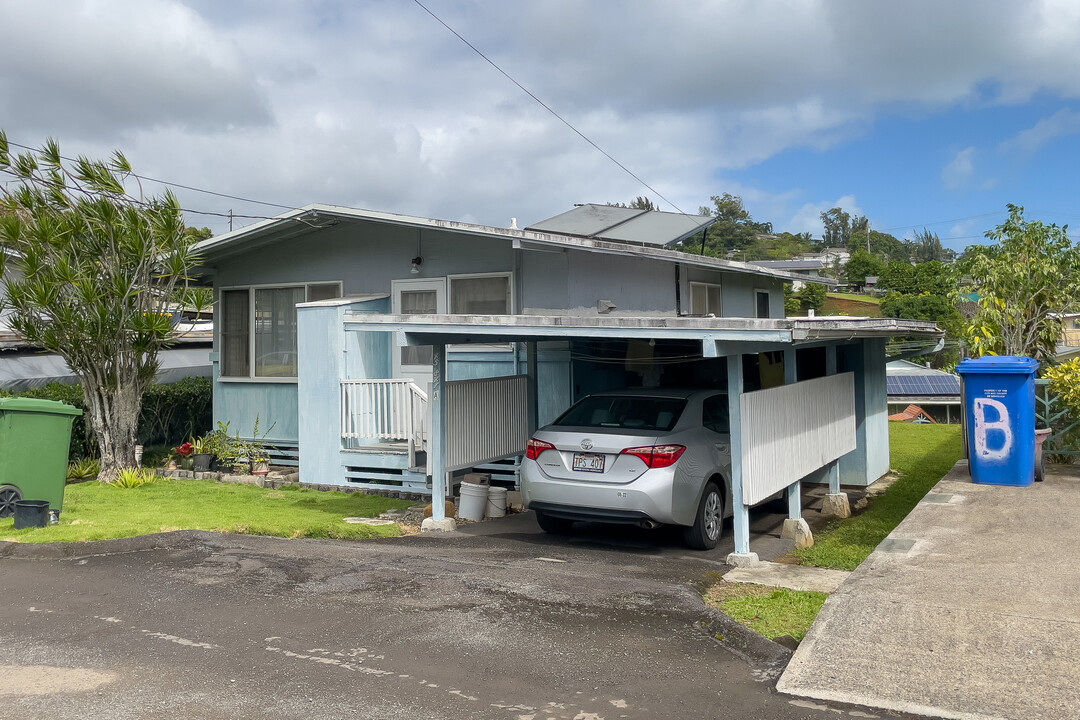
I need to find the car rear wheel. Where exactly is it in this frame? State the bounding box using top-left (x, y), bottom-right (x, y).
top-left (0, 484), bottom-right (21, 519)
top-left (534, 510), bottom-right (574, 535)
top-left (683, 482), bottom-right (723, 550)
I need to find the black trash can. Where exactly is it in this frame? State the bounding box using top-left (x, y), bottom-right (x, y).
top-left (13, 500), bottom-right (50, 529)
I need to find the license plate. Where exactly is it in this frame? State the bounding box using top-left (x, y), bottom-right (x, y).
top-left (572, 452), bottom-right (605, 473)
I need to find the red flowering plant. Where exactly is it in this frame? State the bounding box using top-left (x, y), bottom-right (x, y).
top-left (174, 442), bottom-right (194, 457)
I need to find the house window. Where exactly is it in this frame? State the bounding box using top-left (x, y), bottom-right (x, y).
top-left (449, 273), bottom-right (511, 314)
top-left (755, 290), bottom-right (771, 319)
top-left (221, 290), bottom-right (250, 377)
top-left (220, 282), bottom-right (342, 379)
top-left (690, 282), bottom-right (722, 316)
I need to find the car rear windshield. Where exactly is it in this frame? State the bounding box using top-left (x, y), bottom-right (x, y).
top-left (552, 396), bottom-right (687, 432)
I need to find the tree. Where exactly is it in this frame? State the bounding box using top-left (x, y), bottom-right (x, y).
top-left (0, 133), bottom-right (208, 480)
top-left (958, 204), bottom-right (1080, 360)
top-left (795, 282), bottom-right (827, 314)
top-left (701, 193), bottom-right (772, 254)
top-left (878, 260), bottom-right (955, 296)
top-left (820, 207), bottom-right (867, 248)
top-left (608, 196), bottom-right (657, 211)
top-left (880, 292), bottom-right (964, 368)
top-left (910, 228), bottom-right (956, 263)
top-left (844, 249), bottom-right (886, 287)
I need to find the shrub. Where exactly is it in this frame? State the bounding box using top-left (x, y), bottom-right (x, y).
top-left (4, 376), bottom-right (212, 461)
top-left (107, 467), bottom-right (157, 488)
top-left (66, 457), bottom-right (101, 482)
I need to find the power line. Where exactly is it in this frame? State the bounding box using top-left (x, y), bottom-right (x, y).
top-left (3, 138), bottom-right (296, 213)
top-left (411, 0), bottom-right (685, 215)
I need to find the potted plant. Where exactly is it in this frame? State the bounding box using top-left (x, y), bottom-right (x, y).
top-left (173, 441), bottom-right (194, 470)
top-left (189, 436), bottom-right (213, 472)
top-left (248, 416), bottom-right (275, 475)
top-left (205, 421), bottom-right (238, 472)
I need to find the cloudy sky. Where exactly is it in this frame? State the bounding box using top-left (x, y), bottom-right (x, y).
top-left (4, 0), bottom-right (1080, 250)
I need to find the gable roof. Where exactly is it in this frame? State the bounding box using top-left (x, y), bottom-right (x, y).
top-left (524, 204), bottom-right (712, 247)
top-left (192, 203), bottom-right (826, 284)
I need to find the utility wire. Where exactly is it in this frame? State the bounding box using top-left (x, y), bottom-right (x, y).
top-left (411, 0), bottom-right (685, 215)
top-left (3, 139), bottom-right (296, 213)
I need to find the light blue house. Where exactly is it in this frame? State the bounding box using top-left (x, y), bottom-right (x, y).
top-left (193, 203), bottom-right (940, 563)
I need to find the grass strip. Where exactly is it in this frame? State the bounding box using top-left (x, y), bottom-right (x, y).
top-left (1, 477), bottom-right (413, 543)
top-left (704, 581), bottom-right (827, 641)
top-left (792, 422), bottom-right (962, 570)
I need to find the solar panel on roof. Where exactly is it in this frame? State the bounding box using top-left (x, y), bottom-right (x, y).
top-left (887, 374), bottom-right (960, 396)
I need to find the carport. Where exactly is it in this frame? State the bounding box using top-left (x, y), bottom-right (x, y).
top-left (340, 313), bottom-right (941, 565)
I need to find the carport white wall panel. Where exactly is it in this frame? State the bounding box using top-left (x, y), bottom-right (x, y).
top-left (740, 372), bottom-right (857, 505)
top-left (445, 375), bottom-right (529, 471)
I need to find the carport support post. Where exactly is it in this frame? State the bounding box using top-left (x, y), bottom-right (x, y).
top-left (822, 344), bottom-right (851, 519)
top-left (526, 341), bottom-right (539, 434)
top-left (726, 354), bottom-right (758, 567)
top-left (780, 348), bottom-right (813, 548)
top-left (421, 342), bottom-right (456, 533)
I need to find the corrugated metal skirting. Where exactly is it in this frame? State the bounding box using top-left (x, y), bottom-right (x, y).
top-left (740, 372), bottom-right (857, 505)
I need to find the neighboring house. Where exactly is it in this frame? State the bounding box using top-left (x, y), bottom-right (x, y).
top-left (886, 360), bottom-right (960, 423)
top-left (799, 248), bottom-right (850, 266)
top-left (1054, 312), bottom-right (1080, 362)
top-left (193, 202), bottom-right (940, 559)
top-left (863, 275), bottom-right (879, 294)
top-left (0, 255), bottom-right (212, 390)
top-left (748, 259), bottom-right (828, 290)
top-left (888, 404), bottom-right (936, 423)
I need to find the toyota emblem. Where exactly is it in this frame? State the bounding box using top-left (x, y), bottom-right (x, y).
top-left (580, 439), bottom-right (594, 450)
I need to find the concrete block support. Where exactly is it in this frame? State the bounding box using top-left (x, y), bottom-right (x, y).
top-left (822, 493), bottom-right (851, 518)
top-left (781, 518), bottom-right (814, 549)
top-left (421, 517), bottom-right (457, 533)
top-left (726, 552), bottom-right (760, 568)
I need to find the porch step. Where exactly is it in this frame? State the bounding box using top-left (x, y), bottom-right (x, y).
top-left (468, 455), bottom-right (522, 489)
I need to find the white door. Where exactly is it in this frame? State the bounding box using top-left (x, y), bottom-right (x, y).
top-left (392, 278), bottom-right (446, 392)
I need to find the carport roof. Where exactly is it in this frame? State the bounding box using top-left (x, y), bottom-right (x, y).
top-left (337, 312), bottom-right (941, 356)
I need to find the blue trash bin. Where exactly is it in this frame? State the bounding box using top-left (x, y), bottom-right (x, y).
top-left (956, 356), bottom-right (1039, 487)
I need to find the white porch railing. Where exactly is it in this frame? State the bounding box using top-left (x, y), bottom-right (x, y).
top-left (341, 379), bottom-right (428, 467)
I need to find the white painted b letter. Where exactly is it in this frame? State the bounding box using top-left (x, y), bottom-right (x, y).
top-left (973, 398), bottom-right (1013, 462)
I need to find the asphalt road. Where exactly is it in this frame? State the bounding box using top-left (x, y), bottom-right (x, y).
top-left (1, 521), bottom-right (904, 720)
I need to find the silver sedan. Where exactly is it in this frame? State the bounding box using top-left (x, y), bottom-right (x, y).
top-left (520, 389), bottom-right (733, 550)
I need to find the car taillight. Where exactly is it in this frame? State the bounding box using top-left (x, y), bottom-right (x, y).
top-left (620, 445), bottom-right (686, 469)
top-left (526, 437), bottom-right (556, 460)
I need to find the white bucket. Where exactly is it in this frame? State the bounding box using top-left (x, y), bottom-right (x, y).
top-left (486, 486), bottom-right (507, 518)
top-left (458, 482), bottom-right (489, 521)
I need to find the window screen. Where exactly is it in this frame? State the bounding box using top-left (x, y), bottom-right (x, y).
top-left (254, 286), bottom-right (305, 377)
top-left (400, 289), bottom-right (438, 366)
top-left (690, 283), bottom-right (721, 315)
top-left (307, 283), bottom-right (341, 302)
top-left (221, 290), bottom-right (250, 377)
top-left (450, 275), bottom-right (510, 314)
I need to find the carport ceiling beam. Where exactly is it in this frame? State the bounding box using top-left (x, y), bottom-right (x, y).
top-left (389, 328), bottom-right (793, 346)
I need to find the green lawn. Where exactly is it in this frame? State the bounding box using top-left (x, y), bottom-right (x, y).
top-left (704, 581), bottom-right (827, 641)
top-left (826, 292), bottom-right (882, 305)
top-left (792, 422), bottom-right (962, 570)
top-left (0, 477), bottom-right (413, 543)
top-left (706, 422), bottom-right (962, 641)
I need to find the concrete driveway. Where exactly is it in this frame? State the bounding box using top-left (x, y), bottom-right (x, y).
top-left (0, 504), bottom-right (886, 720)
top-left (778, 461), bottom-right (1080, 720)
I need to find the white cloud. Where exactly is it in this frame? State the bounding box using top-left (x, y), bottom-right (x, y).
top-left (942, 147), bottom-right (977, 190)
top-left (999, 109), bottom-right (1080, 156)
top-left (786, 195), bottom-right (863, 237)
top-left (6, 0), bottom-right (1080, 233)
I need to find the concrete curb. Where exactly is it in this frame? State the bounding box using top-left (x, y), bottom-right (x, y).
top-left (670, 585), bottom-right (793, 676)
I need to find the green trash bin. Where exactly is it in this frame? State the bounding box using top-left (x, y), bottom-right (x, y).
top-left (0, 398), bottom-right (82, 519)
